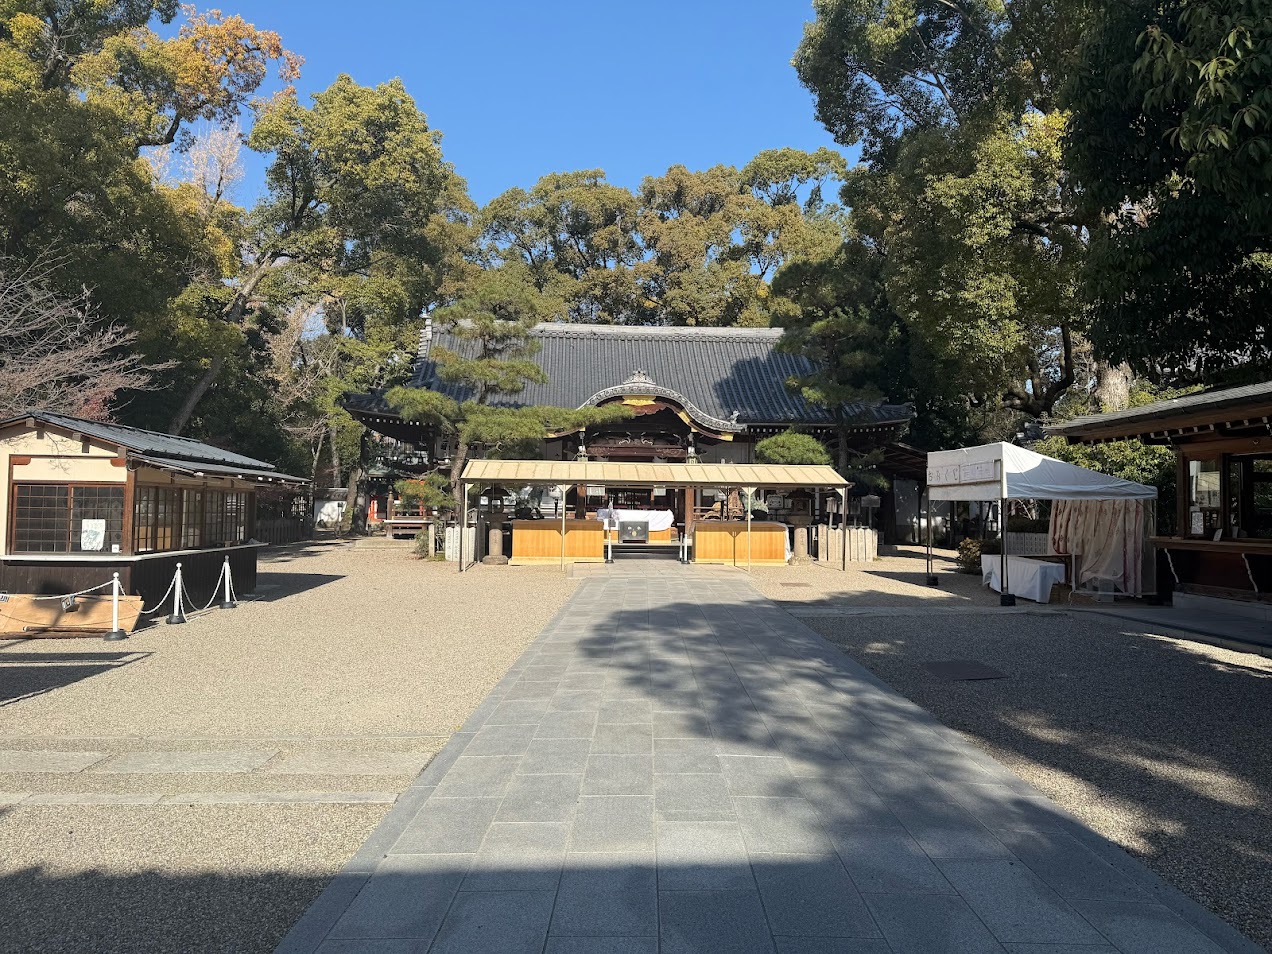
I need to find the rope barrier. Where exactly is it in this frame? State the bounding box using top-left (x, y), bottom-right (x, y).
top-left (138, 575), bottom-right (179, 615)
top-left (2, 556), bottom-right (242, 633)
top-left (30, 580), bottom-right (114, 601)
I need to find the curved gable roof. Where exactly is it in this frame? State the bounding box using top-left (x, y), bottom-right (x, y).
top-left (409, 323), bottom-right (911, 429)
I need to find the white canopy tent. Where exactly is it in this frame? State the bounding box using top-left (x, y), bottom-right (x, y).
top-left (924, 442), bottom-right (1158, 603)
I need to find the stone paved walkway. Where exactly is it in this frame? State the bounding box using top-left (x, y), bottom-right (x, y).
top-left (276, 572), bottom-right (1260, 954)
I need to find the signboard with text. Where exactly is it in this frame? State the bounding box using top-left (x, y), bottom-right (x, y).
top-left (927, 459), bottom-right (1001, 486)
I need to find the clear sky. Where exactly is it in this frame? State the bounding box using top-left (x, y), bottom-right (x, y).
top-left (222, 0), bottom-right (856, 207)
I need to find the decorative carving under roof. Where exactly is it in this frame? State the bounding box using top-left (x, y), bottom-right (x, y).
top-left (579, 373), bottom-right (746, 434)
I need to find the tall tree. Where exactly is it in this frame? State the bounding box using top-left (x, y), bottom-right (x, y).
top-left (166, 72), bottom-right (472, 434)
top-left (793, 0), bottom-right (1094, 420)
top-left (1065, 0), bottom-right (1272, 384)
top-left (386, 267), bottom-right (628, 512)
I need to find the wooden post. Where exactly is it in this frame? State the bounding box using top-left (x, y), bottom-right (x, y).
top-left (839, 488), bottom-right (848, 571)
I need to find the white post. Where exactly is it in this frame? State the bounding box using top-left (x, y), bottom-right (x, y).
top-left (167, 562), bottom-right (185, 624)
top-left (839, 488), bottom-right (849, 571)
top-left (556, 484), bottom-right (571, 571)
top-left (220, 555), bottom-right (236, 609)
top-left (104, 572), bottom-right (127, 641)
top-left (742, 486), bottom-right (756, 573)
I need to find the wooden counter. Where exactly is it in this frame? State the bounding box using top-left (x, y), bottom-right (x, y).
top-left (693, 521), bottom-right (788, 566)
top-left (511, 519), bottom-right (605, 564)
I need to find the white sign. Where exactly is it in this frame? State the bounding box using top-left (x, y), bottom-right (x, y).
top-left (586, 485), bottom-right (605, 497)
top-left (79, 518), bottom-right (106, 551)
top-left (927, 460), bottom-right (1000, 486)
top-left (652, 485), bottom-right (666, 497)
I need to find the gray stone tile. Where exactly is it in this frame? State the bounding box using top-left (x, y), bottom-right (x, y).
top-left (592, 722), bottom-right (654, 755)
top-left (390, 797), bottom-right (502, 855)
top-left (265, 750), bottom-right (431, 776)
top-left (937, 859), bottom-right (1109, 945)
top-left (432, 756), bottom-right (521, 797)
top-left (462, 723), bottom-right (538, 757)
top-left (93, 750), bottom-right (276, 774)
top-left (546, 939), bottom-right (658, 954)
top-left (655, 773), bottom-right (736, 820)
top-left (25, 793), bottom-right (161, 805)
top-left (430, 889), bottom-right (555, 954)
top-left (943, 782), bottom-right (1076, 832)
top-left (734, 796), bottom-right (830, 854)
top-left (560, 671), bottom-right (608, 690)
top-left (518, 737), bottom-right (592, 775)
top-left (328, 853), bottom-right (465, 940)
top-left (551, 852), bottom-right (657, 936)
top-left (1068, 901), bottom-right (1228, 954)
top-left (774, 940), bottom-right (892, 954)
top-left (0, 750), bottom-right (96, 774)
top-left (571, 796), bottom-right (655, 852)
top-left (995, 830), bottom-right (1152, 902)
top-left (907, 824), bottom-right (1013, 859)
top-left (864, 892), bottom-right (1007, 954)
top-left (536, 710), bottom-right (599, 740)
top-left (161, 791), bottom-right (395, 805)
top-left (504, 681), bottom-right (560, 701)
top-left (462, 822), bottom-right (569, 891)
top-left (583, 754), bottom-right (654, 796)
top-left (653, 709), bottom-right (712, 738)
top-left (656, 820), bottom-right (753, 890)
top-left (486, 699), bottom-right (552, 724)
top-left (655, 737), bottom-right (720, 774)
top-left (316, 940), bottom-right (425, 954)
top-left (1001, 946), bottom-right (1116, 953)
top-left (750, 854), bottom-right (880, 938)
top-left (659, 889), bottom-right (777, 954)
top-left (598, 699), bottom-right (653, 723)
top-left (718, 754), bottom-right (798, 796)
top-left (494, 773), bottom-right (582, 823)
top-left (552, 689), bottom-right (604, 711)
top-left (832, 827), bottom-right (955, 894)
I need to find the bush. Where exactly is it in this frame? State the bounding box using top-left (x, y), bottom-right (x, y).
top-left (413, 529), bottom-right (433, 558)
top-left (955, 538), bottom-right (983, 572)
top-left (754, 430), bottom-right (832, 466)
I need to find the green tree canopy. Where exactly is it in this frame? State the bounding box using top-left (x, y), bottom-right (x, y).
top-left (754, 430), bottom-right (832, 467)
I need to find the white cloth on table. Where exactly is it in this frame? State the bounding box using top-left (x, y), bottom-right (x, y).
top-left (982, 554), bottom-right (1066, 603)
top-left (606, 509), bottom-right (675, 532)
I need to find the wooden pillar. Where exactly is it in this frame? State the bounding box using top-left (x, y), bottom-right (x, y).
top-left (574, 484), bottom-right (587, 519)
top-left (121, 466), bottom-right (136, 556)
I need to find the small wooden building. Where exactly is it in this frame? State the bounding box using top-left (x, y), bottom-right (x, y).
top-left (1049, 383), bottom-right (1272, 612)
top-left (0, 412), bottom-right (308, 609)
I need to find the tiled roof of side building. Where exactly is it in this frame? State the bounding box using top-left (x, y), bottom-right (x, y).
top-left (3, 411), bottom-right (277, 469)
top-left (1048, 381), bottom-right (1272, 436)
top-left (398, 322), bottom-right (912, 428)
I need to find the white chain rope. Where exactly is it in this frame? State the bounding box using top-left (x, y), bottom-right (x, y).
top-left (31, 579), bottom-right (115, 600)
top-left (138, 574), bottom-right (179, 616)
top-left (182, 561), bottom-right (228, 615)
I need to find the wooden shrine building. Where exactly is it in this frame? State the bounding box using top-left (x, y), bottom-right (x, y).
top-left (1050, 381), bottom-right (1272, 612)
top-left (0, 411), bottom-right (308, 612)
top-left (343, 322), bottom-right (912, 531)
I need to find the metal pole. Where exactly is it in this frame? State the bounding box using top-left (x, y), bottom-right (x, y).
top-left (104, 572), bottom-right (127, 641)
top-left (1000, 498), bottom-right (1015, 606)
top-left (839, 487), bottom-right (848, 571)
top-left (167, 563), bottom-right (185, 624)
top-left (925, 488), bottom-right (938, 586)
top-left (220, 555), bottom-right (236, 609)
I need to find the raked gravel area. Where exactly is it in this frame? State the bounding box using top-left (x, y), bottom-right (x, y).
top-left (0, 542), bottom-right (577, 954)
top-left (806, 605), bottom-right (1272, 951)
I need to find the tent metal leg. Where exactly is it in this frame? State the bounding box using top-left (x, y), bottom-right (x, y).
top-left (924, 489), bottom-right (938, 586)
top-left (999, 497), bottom-right (1015, 606)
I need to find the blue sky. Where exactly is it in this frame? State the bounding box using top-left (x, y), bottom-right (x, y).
top-left (221, 0), bottom-right (856, 207)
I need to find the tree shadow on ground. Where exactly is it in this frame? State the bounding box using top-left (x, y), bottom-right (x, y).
top-left (0, 649), bottom-right (150, 706)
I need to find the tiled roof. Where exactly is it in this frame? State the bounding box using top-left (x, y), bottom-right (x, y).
top-left (1048, 381), bottom-right (1272, 438)
top-left (361, 323), bottom-right (911, 429)
top-left (2, 411), bottom-right (278, 469)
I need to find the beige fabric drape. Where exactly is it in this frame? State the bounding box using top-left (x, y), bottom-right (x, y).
top-left (1049, 499), bottom-right (1146, 596)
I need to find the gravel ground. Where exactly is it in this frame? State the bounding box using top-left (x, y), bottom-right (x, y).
top-left (807, 606), bottom-right (1272, 951)
top-left (751, 545), bottom-right (1001, 608)
top-left (0, 543), bottom-right (577, 953)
